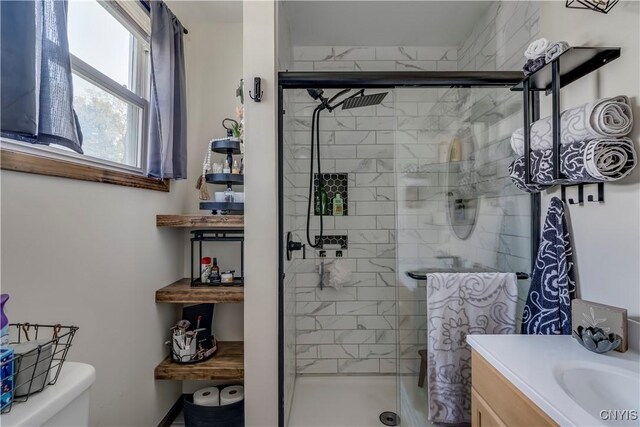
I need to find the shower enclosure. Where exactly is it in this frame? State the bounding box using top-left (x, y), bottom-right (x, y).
top-left (278, 72), bottom-right (537, 426)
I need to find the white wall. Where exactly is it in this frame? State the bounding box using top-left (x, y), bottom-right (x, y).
top-left (539, 1), bottom-right (640, 321)
top-left (1, 8), bottom-right (245, 427)
top-left (0, 173), bottom-right (186, 426)
top-left (243, 1), bottom-right (279, 425)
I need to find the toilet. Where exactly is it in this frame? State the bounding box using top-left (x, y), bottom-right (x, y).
top-left (2, 362), bottom-right (95, 426)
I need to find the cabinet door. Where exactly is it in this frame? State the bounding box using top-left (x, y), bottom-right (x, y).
top-left (472, 387), bottom-right (506, 427)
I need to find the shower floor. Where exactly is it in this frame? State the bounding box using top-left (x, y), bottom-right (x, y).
top-left (288, 376), bottom-right (396, 427)
top-left (288, 375), bottom-right (434, 427)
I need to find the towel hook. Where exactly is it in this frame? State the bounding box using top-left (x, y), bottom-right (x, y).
top-left (561, 183), bottom-right (604, 205)
top-left (248, 77), bottom-right (263, 102)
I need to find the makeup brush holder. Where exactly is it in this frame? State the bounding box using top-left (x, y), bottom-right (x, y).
top-left (168, 334), bottom-right (217, 364)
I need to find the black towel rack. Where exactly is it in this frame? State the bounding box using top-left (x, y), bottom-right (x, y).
top-left (406, 271), bottom-right (529, 281)
top-left (511, 47), bottom-right (620, 202)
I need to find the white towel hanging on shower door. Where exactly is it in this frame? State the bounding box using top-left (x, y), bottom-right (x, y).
top-left (425, 272), bottom-right (518, 424)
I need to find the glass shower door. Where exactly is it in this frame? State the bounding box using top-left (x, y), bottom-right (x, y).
top-left (393, 86), bottom-right (531, 426)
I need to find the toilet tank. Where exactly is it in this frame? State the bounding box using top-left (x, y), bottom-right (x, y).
top-left (1, 362), bottom-right (95, 427)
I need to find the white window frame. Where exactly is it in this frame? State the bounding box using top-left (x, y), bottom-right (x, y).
top-left (1, 0), bottom-right (151, 177)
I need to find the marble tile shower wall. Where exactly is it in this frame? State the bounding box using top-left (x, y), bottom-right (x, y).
top-left (456, 0), bottom-right (539, 316)
top-left (394, 1), bottom-right (540, 377)
top-left (288, 1), bottom-right (539, 375)
top-left (287, 45), bottom-right (457, 375)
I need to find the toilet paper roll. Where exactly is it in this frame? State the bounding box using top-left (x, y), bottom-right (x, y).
top-left (193, 387), bottom-right (220, 407)
top-left (220, 385), bottom-right (244, 405)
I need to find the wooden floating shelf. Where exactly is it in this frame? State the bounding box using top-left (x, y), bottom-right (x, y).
top-left (154, 341), bottom-right (244, 380)
top-left (156, 278), bottom-right (244, 304)
top-left (156, 214), bottom-right (244, 229)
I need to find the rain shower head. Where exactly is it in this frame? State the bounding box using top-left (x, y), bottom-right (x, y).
top-left (341, 92), bottom-right (388, 110)
top-left (307, 88), bottom-right (388, 111)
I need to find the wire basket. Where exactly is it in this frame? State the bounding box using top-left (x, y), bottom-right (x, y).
top-left (1, 323), bottom-right (78, 414)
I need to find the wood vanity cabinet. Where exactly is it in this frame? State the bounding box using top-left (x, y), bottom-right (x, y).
top-left (471, 350), bottom-right (558, 427)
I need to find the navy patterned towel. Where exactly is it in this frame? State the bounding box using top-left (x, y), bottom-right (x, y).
top-left (509, 138), bottom-right (637, 193)
top-left (522, 197), bottom-right (576, 335)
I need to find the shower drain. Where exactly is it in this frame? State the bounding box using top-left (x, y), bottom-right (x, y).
top-left (379, 411), bottom-right (398, 426)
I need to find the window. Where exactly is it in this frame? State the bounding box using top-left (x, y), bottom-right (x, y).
top-left (0, 0), bottom-right (168, 191)
top-left (67, 0), bottom-right (150, 170)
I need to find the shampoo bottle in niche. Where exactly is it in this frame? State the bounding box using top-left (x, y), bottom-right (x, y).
top-left (314, 189), bottom-right (322, 215)
top-left (320, 187), bottom-right (329, 215)
top-left (332, 193), bottom-right (344, 216)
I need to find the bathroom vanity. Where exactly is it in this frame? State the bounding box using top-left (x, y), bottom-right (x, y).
top-left (468, 335), bottom-right (640, 427)
top-left (471, 350), bottom-right (557, 427)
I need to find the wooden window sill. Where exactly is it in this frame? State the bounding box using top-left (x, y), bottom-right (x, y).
top-left (1, 148), bottom-right (170, 192)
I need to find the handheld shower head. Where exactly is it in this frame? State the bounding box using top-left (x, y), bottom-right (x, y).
top-left (306, 88), bottom-right (325, 101)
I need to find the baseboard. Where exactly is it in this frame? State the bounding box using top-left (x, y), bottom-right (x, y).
top-left (158, 394), bottom-right (185, 427)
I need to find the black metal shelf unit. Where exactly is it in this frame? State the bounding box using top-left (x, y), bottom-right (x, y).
top-left (200, 138), bottom-right (244, 214)
top-left (190, 229), bottom-right (244, 286)
top-left (511, 47), bottom-right (620, 205)
top-left (206, 173), bottom-right (244, 185)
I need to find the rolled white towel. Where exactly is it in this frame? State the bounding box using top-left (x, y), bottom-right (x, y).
top-left (545, 41), bottom-right (570, 63)
top-left (584, 137), bottom-right (637, 181)
top-left (524, 38), bottom-right (550, 60)
top-left (510, 96), bottom-right (633, 156)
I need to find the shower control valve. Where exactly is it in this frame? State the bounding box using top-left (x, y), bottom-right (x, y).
top-left (286, 232), bottom-right (306, 261)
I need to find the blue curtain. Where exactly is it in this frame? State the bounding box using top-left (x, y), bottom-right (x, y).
top-left (0, 0), bottom-right (83, 153)
top-left (147, 1), bottom-right (187, 179)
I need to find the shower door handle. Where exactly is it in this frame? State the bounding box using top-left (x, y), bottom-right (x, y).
top-left (286, 232), bottom-right (306, 261)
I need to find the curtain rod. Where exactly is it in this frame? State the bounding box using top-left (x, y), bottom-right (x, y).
top-left (139, 0), bottom-right (188, 34)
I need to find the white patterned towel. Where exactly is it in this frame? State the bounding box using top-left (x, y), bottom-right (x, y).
top-left (510, 96), bottom-right (633, 156)
top-left (524, 38), bottom-right (550, 60)
top-left (426, 273), bottom-right (518, 424)
top-left (545, 41), bottom-right (570, 63)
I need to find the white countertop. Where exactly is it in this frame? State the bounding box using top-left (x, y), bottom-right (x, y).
top-left (467, 335), bottom-right (640, 427)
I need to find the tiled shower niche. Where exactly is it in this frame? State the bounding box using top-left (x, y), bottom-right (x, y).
top-left (314, 173), bottom-right (348, 216)
top-left (314, 235), bottom-right (348, 249)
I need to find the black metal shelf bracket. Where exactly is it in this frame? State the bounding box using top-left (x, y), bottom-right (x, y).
top-left (523, 79), bottom-right (532, 184)
top-left (551, 60), bottom-right (562, 180)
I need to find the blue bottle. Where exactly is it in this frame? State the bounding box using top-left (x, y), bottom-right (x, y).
top-left (0, 294), bottom-right (8, 347)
